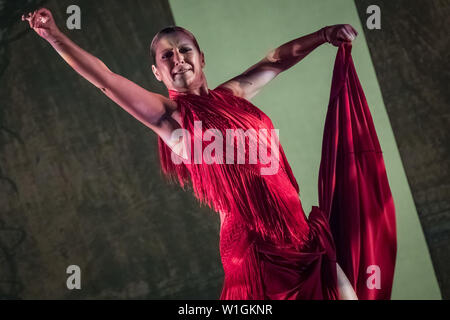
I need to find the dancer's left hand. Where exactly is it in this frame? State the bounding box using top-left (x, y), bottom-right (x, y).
top-left (324, 24), bottom-right (358, 46)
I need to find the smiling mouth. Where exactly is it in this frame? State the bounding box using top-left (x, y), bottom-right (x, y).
top-left (173, 69), bottom-right (192, 76)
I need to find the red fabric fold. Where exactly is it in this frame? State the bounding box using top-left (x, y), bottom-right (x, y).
top-left (318, 43), bottom-right (397, 299)
top-left (157, 43), bottom-right (396, 300)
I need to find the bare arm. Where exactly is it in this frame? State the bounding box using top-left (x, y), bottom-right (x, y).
top-left (22, 8), bottom-right (181, 147)
top-left (218, 25), bottom-right (357, 100)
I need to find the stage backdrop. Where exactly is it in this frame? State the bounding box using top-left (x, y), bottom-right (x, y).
top-left (168, 0), bottom-right (441, 299)
top-left (0, 0), bottom-right (443, 299)
top-left (0, 0), bottom-right (222, 299)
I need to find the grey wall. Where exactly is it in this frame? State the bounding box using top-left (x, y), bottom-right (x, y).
top-left (0, 0), bottom-right (222, 299)
top-left (354, 0), bottom-right (449, 299)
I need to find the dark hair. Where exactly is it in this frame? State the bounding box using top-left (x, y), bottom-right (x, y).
top-left (150, 26), bottom-right (201, 65)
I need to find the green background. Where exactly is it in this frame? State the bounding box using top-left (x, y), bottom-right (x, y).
top-left (169, 0), bottom-right (441, 299)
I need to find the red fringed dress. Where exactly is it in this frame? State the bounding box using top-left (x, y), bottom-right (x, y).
top-left (157, 44), bottom-right (397, 300)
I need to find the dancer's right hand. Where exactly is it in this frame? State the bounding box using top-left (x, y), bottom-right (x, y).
top-left (21, 8), bottom-right (60, 41)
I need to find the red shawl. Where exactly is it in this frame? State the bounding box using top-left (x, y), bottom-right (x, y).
top-left (318, 43), bottom-right (397, 299)
top-left (157, 43), bottom-right (396, 300)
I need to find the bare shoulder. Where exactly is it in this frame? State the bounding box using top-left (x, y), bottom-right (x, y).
top-left (151, 94), bottom-right (178, 125)
top-left (156, 98), bottom-right (188, 159)
top-left (216, 57), bottom-right (279, 101)
top-left (163, 95), bottom-right (178, 112)
top-left (216, 81), bottom-right (246, 99)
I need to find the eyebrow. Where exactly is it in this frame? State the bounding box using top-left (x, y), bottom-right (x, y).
top-left (160, 43), bottom-right (193, 54)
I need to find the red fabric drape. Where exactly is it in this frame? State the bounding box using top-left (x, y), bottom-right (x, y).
top-left (318, 43), bottom-right (397, 299)
top-left (157, 43), bottom-right (396, 299)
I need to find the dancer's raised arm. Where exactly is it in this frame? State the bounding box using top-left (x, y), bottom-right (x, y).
top-left (22, 8), bottom-right (180, 145)
top-left (218, 25), bottom-right (357, 100)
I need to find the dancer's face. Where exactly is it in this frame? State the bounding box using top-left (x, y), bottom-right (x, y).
top-left (152, 31), bottom-right (206, 92)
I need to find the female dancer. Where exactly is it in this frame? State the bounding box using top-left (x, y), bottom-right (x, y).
top-left (23, 8), bottom-right (393, 300)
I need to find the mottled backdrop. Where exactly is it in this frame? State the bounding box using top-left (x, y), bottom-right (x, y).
top-left (0, 0), bottom-right (222, 299)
